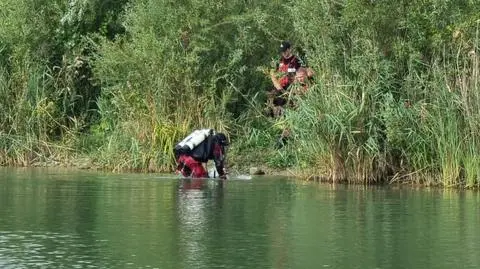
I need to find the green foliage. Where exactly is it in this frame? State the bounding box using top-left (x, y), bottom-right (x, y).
top-left (90, 0), bottom-right (295, 170)
top-left (282, 0), bottom-right (480, 185)
top-left (0, 0), bottom-right (128, 164)
top-left (1, 0), bottom-right (480, 187)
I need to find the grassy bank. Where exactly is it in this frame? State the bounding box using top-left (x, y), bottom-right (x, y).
top-left (1, 0), bottom-right (480, 188)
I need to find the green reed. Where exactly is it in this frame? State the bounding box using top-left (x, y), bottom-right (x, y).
top-left (1, 0), bottom-right (480, 188)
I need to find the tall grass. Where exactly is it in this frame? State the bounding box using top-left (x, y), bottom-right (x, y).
top-left (0, 61), bottom-right (75, 165)
top-left (89, 0), bottom-right (291, 171)
top-left (1, 0), bottom-right (480, 187)
top-left (281, 0), bottom-right (480, 187)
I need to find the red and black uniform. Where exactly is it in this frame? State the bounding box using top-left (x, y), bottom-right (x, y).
top-left (174, 133), bottom-right (228, 179)
top-left (277, 55), bottom-right (304, 90)
top-left (272, 55), bottom-right (304, 107)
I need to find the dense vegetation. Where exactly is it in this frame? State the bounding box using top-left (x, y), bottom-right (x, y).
top-left (1, 0), bottom-right (479, 187)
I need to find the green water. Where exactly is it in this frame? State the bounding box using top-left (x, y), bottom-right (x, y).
top-left (0, 168), bottom-right (479, 269)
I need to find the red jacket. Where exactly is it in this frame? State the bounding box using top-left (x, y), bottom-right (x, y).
top-left (277, 55), bottom-right (304, 89)
top-left (176, 135), bottom-right (227, 177)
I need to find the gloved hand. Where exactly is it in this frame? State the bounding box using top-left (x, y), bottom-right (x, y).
top-left (219, 169), bottom-right (228, 180)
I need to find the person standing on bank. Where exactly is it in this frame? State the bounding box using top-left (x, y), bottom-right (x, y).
top-left (270, 41), bottom-right (305, 93)
top-left (174, 129), bottom-right (229, 179)
top-left (267, 41), bottom-right (314, 117)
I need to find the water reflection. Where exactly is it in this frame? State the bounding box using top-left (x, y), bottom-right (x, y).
top-left (0, 168), bottom-right (479, 269)
top-left (174, 178), bottom-right (297, 269)
top-left (289, 184), bottom-right (480, 269)
top-left (0, 230), bottom-right (110, 268)
top-left (176, 178), bottom-right (224, 269)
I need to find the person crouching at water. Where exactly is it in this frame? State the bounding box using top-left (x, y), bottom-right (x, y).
top-left (174, 129), bottom-right (229, 179)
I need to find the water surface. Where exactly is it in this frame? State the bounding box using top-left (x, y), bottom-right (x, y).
top-left (0, 168), bottom-right (479, 269)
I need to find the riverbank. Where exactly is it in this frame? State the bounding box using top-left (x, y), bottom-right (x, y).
top-left (2, 1), bottom-right (480, 189)
top-left (23, 155), bottom-right (291, 177)
top-left (12, 154), bottom-right (476, 190)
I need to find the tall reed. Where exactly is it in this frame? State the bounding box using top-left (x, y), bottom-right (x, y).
top-left (1, 0), bottom-right (480, 188)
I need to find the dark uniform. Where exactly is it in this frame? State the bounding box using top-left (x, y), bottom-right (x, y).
top-left (174, 131), bottom-right (229, 179)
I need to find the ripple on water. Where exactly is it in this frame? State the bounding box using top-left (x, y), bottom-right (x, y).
top-left (0, 230), bottom-right (112, 269)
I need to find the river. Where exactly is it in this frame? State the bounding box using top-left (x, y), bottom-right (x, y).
top-left (0, 167), bottom-right (479, 269)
